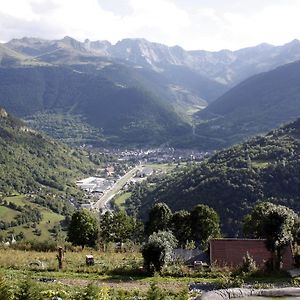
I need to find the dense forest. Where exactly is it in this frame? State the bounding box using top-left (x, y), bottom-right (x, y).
top-left (126, 118), bottom-right (300, 236)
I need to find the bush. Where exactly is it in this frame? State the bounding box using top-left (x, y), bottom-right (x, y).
top-left (0, 277), bottom-right (14, 300)
top-left (219, 274), bottom-right (244, 289)
top-left (238, 252), bottom-right (257, 274)
top-left (11, 240), bottom-right (58, 252)
top-left (15, 278), bottom-right (40, 300)
top-left (142, 231), bottom-right (177, 274)
top-left (146, 283), bottom-right (167, 300)
top-left (75, 284), bottom-right (110, 300)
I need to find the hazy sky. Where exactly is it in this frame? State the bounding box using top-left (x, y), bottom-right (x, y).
top-left (1, 0), bottom-right (300, 50)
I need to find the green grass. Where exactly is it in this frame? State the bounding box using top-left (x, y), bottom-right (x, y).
top-left (0, 205), bottom-right (19, 221)
top-left (114, 192), bottom-right (132, 209)
top-left (4, 194), bottom-right (28, 206)
top-left (0, 248), bottom-right (220, 293)
top-left (1, 196), bottom-right (65, 241)
top-left (252, 161), bottom-right (271, 169)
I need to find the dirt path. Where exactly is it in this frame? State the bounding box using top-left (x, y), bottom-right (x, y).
top-left (58, 278), bottom-right (187, 291)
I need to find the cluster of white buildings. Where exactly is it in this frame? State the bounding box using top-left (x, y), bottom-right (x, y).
top-left (76, 177), bottom-right (114, 193)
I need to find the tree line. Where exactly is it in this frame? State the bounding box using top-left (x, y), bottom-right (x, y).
top-left (67, 202), bottom-right (221, 250)
top-left (67, 201), bottom-right (300, 273)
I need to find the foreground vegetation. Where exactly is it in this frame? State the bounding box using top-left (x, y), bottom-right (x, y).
top-left (0, 247), bottom-right (295, 300)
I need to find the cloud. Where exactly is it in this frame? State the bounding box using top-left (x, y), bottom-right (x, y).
top-left (0, 0), bottom-right (190, 46)
top-left (97, 0), bottom-right (133, 16)
top-left (0, 0), bottom-right (300, 50)
top-left (221, 1), bottom-right (300, 49)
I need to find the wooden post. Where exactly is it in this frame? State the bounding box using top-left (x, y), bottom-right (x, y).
top-left (57, 246), bottom-right (64, 270)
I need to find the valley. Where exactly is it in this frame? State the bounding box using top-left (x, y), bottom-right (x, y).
top-left (76, 147), bottom-right (207, 212)
top-left (1, 32), bottom-right (300, 300)
top-left (2, 37), bottom-right (300, 150)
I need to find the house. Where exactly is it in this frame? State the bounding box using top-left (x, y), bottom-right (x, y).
top-left (172, 248), bottom-right (209, 267)
top-left (209, 238), bottom-right (294, 270)
top-left (136, 167), bottom-right (153, 177)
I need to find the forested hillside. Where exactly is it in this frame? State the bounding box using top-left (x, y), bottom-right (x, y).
top-left (0, 107), bottom-right (105, 195)
top-left (127, 118), bottom-right (300, 236)
top-left (0, 66), bottom-right (190, 146)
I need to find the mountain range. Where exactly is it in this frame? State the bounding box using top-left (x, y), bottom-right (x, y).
top-left (5, 36), bottom-right (300, 86)
top-left (2, 36), bottom-right (300, 148)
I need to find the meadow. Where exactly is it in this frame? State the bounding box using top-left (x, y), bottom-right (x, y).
top-left (0, 247), bottom-right (198, 299)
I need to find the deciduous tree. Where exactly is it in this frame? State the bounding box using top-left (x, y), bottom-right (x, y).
top-left (145, 202), bottom-right (172, 235)
top-left (67, 209), bottom-right (99, 249)
top-left (190, 204), bottom-right (221, 249)
top-left (243, 202), bottom-right (298, 270)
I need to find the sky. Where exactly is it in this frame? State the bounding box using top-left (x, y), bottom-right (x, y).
top-left (1, 0), bottom-right (300, 51)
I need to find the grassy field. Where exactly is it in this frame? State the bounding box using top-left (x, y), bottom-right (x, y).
top-left (113, 192), bottom-right (132, 210)
top-left (0, 248), bottom-right (201, 293)
top-left (1, 195), bottom-right (65, 241)
top-left (251, 160), bottom-right (271, 169)
top-left (145, 163), bottom-right (177, 173)
top-left (0, 248), bottom-right (294, 300)
top-left (0, 205), bottom-right (19, 221)
top-left (4, 194), bottom-right (28, 206)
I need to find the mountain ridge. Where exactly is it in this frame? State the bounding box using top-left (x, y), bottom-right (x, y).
top-left (5, 36), bottom-right (300, 85)
top-left (127, 117), bottom-right (300, 235)
top-left (195, 59), bottom-right (300, 149)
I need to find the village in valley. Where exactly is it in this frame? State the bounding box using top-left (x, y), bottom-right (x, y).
top-left (75, 147), bottom-right (209, 212)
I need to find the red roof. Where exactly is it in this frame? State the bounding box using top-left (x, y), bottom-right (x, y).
top-left (209, 239), bottom-right (294, 270)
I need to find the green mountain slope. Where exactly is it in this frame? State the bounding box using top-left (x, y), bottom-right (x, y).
top-left (0, 107), bottom-right (101, 194)
top-left (195, 60), bottom-right (300, 149)
top-left (128, 118), bottom-right (300, 236)
top-left (0, 66), bottom-right (190, 146)
top-left (5, 37), bottom-right (227, 114)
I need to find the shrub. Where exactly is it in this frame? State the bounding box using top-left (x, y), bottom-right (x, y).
top-left (11, 240), bottom-right (58, 252)
top-left (15, 277), bottom-right (40, 300)
top-left (146, 283), bottom-right (167, 300)
top-left (75, 284), bottom-right (110, 300)
top-left (142, 231), bottom-right (177, 274)
top-left (238, 252), bottom-right (257, 274)
top-left (0, 277), bottom-right (14, 300)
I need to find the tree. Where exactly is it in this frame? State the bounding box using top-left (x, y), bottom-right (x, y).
top-left (243, 202), bottom-right (298, 270)
top-left (99, 211), bottom-right (144, 246)
top-left (190, 204), bottom-right (221, 249)
top-left (171, 210), bottom-right (191, 247)
top-left (142, 231), bottom-right (177, 274)
top-left (67, 209), bottom-right (99, 249)
top-left (145, 202), bottom-right (172, 235)
top-left (99, 211), bottom-right (114, 245)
